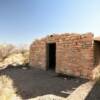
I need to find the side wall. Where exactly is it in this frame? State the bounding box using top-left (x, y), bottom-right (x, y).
top-left (56, 34), bottom-right (94, 79)
top-left (30, 33), bottom-right (94, 79)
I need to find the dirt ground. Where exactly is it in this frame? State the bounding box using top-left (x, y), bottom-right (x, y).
top-left (0, 67), bottom-right (87, 99)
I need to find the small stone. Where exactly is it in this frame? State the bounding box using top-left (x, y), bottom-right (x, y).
top-left (64, 78), bottom-right (67, 80)
top-left (22, 67), bottom-right (27, 70)
top-left (75, 80), bottom-right (80, 83)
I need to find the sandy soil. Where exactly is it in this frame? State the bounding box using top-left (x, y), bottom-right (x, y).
top-left (0, 67), bottom-right (87, 99)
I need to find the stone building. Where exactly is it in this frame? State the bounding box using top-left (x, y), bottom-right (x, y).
top-left (29, 32), bottom-right (100, 79)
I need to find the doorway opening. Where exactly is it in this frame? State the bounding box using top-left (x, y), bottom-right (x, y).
top-left (46, 43), bottom-right (56, 70)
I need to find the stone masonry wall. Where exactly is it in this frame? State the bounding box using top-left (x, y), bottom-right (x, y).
top-left (29, 33), bottom-right (94, 79)
top-left (29, 41), bottom-right (46, 70)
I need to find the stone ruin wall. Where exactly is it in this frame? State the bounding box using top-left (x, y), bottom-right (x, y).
top-left (29, 33), bottom-right (94, 79)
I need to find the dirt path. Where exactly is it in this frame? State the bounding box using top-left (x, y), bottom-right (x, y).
top-left (0, 67), bottom-right (87, 99)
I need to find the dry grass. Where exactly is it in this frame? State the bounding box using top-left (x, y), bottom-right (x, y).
top-left (0, 75), bottom-right (22, 100)
top-left (0, 44), bottom-right (29, 69)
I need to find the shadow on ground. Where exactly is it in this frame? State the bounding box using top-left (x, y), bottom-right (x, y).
top-left (85, 82), bottom-right (100, 100)
top-left (0, 67), bottom-right (87, 99)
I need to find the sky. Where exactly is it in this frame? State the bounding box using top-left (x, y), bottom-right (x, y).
top-left (0, 0), bottom-right (100, 45)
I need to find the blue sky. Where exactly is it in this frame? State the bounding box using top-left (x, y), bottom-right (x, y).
top-left (0, 0), bottom-right (100, 44)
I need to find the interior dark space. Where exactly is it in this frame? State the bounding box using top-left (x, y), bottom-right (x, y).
top-left (47, 43), bottom-right (56, 70)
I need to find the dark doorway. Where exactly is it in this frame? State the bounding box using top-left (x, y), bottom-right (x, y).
top-left (94, 41), bottom-right (100, 66)
top-left (46, 43), bottom-right (56, 70)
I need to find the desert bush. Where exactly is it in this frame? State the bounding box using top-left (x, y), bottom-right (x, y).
top-left (23, 51), bottom-right (29, 65)
top-left (18, 44), bottom-right (29, 54)
top-left (0, 75), bottom-right (22, 100)
top-left (17, 44), bottom-right (29, 65)
top-left (0, 44), bottom-right (15, 61)
top-left (0, 44), bottom-right (29, 69)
